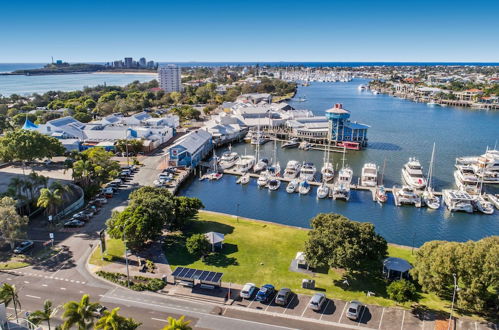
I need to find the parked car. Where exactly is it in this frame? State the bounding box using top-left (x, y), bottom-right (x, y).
top-left (13, 240), bottom-right (34, 254)
top-left (93, 304), bottom-right (107, 316)
top-left (346, 300), bottom-right (363, 320)
top-left (94, 197), bottom-right (107, 205)
top-left (64, 219), bottom-right (85, 227)
top-left (240, 283), bottom-right (257, 299)
top-left (103, 188), bottom-right (113, 198)
top-left (275, 288), bottom-right (292, 306)
top-left (73, 211), bottom-right (90, 221)
top-left (256, 284), bottom-right (275, 303)
top-left (308, 293), bottom-right (326, 311)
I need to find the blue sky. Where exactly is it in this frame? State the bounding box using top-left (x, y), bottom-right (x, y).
top-left (2, 0), bottom-right (499, 63)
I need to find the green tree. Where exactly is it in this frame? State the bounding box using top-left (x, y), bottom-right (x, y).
top-left (387, 279), bottom-right (417, 303)
top-left (0, 129), bottom-right (65, 163)
top-left (186, 234), bottom-right (211, 257)
top-left (73, 111), bottom-right (93, 123)
top-left (304, 213), bottom-right (388, 272)
top-left (162, 316), bottom-right (192, 330)
top-left (28, 300), bottom-right (56, 329)
top-left (95, 307), bottom-right (140, 330)
top-left (115, 139), bottom-right (143, 154)
top-left (37, 187), bottom-right (63, 216)
top-left (61, 294), bottom-right (99, 330)
top-left (0, 197), bottom-right (28, 249)
top-left (170, 92), bottom-right (182, 105)
top-left (0, 283), bottom-right (21, 322)
top-left (173, 197), bottom-right (204, 229)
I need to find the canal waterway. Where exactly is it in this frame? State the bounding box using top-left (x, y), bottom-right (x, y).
top-left (179, 79), bottom-right (499, 246)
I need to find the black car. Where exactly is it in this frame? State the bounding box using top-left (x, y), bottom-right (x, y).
top-left (13, 240), bottom-right (34, 254)
top-left (64, 219), bottom-right (85, 227)
top-left (275, 288), bottom-right (292, 306)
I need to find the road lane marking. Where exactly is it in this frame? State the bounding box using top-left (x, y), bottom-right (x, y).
top-left (378, 307), bottom-right (385, 329)
top-left (23, 281), bottom-right (29, 284)
top-left (301, 298), bottom-right (312, 317)
top-left (400, 310), bottom-right (406, 330)
top-left (151, 318), bottom-right (167, 323)
top-left (25, 295), bottom-right (41, 299)
top-left (60, 287), bottom-right (66, 290)
top-left (42, 284), bottom-right (48, 287)
top-left (7, 278), bottom-right (12, 280)
top-left (283, 295), bottom-right (296, 314)
top-left (264, 293), bottom-right (277, 312)
top-left (338, 301), bottom-right (348, 323)
top-left (320, 300), bottom-right (331, 320)
top-left (357, 305), bottom-right (367, 326)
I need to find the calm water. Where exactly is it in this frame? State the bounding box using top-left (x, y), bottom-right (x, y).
top-left (180, 79), bottom-right (499, 246)
top-left (0, 64), bottom-right (156, 96)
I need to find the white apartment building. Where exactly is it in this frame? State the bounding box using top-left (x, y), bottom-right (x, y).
top-left (158, 64), bottom-right (182, 92)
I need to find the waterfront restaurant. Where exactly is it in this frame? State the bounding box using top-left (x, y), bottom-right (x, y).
top-left (168, 129), bottom-right (213, 167)
top-left (325, 104), bottom-right (369, 148)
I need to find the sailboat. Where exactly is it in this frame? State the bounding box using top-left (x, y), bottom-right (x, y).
top-left (208, 150), bottom-right (223, 180)
top-left (332, 146), bottom-right (352, 201)
top-left (375, 159), bottom-right (388, 203)
top-left (422, 143), bottom-right (440, 210)
top-left (321, 128), bottom-right (334, 182)
top-left (267, 138), bottom-right (281, 191)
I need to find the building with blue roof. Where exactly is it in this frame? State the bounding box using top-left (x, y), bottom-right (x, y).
top-left (22, 118), bottom-right (39, 130)
top-left (325, 104), bottom-right (369, 149)
top-left (168, 130), bottom-right (212, 167)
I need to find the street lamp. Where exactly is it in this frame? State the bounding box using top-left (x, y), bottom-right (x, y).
top-left (122, 222), bottom-right (131, 288)
top-left (448, 273), bottom-right (458, 330)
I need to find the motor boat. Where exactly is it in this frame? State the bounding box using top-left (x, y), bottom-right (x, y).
top-left (281, 138), bottom-right (300, 149)
top-left (236, 155), bottom-right (256, 173)
top-left (237, 173), bottom-right (250, 185)
top-left (401, 157), bottom-right (427, 190)
top-left (218, 151), bottom-right (239, 170)
top-left (321, 163), bottom-right (335, 182)
top-left (298, 181), bottom-right (311, 195)
top-left (332, 166), bottom-right (353, 201)
top-left (473, 196), bottom-right (494, 215)
top-left (299, 162), bottom-right (316, 181)
top-left (257, 172), bottom-right (269, 187)
top-left (393, 185), bottom-right (421, 206)
top-left (486, 194), bottom-right (499, 209)
top-left (283, 160), bottom-right (301, 179)
top-left (267, 178), bottom-right (281, 191)
top-left (375, 185), bottom-right (387, 203)
top-left (267, 163), bottom-right (281, 177)
top-left (286, 180), bottom-right (299, 193)
top-left (253, 158), bottom-right (269, 172)
top-left (250, 132), bottom-right (270, 145)
top-left (442, 189), bottom-right (473, 213)
top-left (422, 188), bottom-right (440, 210)
top-left (361, 163), bottom-right (378, 187)
top-left (316, 184), bottom-right (329, 199)
top-left (298, 141), bottom-right (312, 150)
top-left (208, 172), bottom-right (223, 181)
top-left (454, 165), bottom-right (480, 195)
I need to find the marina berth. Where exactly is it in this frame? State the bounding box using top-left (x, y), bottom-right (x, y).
top-left (375, 185), bottom-right (388, 203)
top-left (237, 173), bottom-right (250, 185)
top-left (316, 183), bottom-right (330, 199)
top-left (361, 163), bottom-right (378, 187)
top-left (283, 160), bottom-right (301, 179)
top-left (298, 180), bottom-right (311, 195)
top-left (454, 165), bottom-right (480, 195)
top-left (286, 179), bottom-right (299, 193)
top-left (393, 186), bottom-right (421, 207)
top-left (473, 195), bottom-right (495, 215)
top-left (321, 162), bottom-right (335, 182)
top-left (236, 155), bottom-right (256, 173)
top-left (401, 157), bottom-right (427, 190)
top-left (267, 178), bottom-right (281, 191)
top-left (218, 150), bottom-right (239, 170)
top-left (443, 189), bottom-right (474, 213)
top-left (281, 137), bottom-right (300, 149)
top-left (257, 171), bottom-right (269, 187)
top-left (253, 157), bottom-right (269, 172)
top-left (299, 162), bottom-right (317, 181)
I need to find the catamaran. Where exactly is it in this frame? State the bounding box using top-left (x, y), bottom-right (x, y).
top-left (443, 189), bottom-right (473, 213)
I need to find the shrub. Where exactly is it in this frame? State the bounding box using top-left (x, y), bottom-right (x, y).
top-left (186, 234), bottom-right (211, 257)
top-left (387, 279), bottom-right (417, 303)
top-left (95, 271), bottom-right (165, 292)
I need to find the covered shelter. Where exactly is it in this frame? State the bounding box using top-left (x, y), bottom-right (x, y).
top-left (171, 267), bottom-right (223, 288)
top-left (383, 257), bottom-right (413, 280)
top-left (204, 232), bottom-right (224, 252)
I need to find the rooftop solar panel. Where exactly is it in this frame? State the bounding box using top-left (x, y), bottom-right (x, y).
top-left (172, 267), bottom-right (223, 284)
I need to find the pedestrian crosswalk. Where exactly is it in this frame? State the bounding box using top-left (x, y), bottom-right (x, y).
top-left (7, 270), bottom-right (86, 285)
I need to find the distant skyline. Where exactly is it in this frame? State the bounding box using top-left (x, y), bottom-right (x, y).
top-left (2, 0), bottom-right (499, 63)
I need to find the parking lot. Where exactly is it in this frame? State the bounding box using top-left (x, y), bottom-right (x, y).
top-left (229, 287), bottom-right (497, 330)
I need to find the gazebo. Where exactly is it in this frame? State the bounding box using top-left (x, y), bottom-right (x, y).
top-left (204, 232), bottom-right (224, 252)
top-left (383, 257), bottom-right (413, 280)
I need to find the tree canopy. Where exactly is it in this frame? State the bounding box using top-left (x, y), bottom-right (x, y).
top-left (411, 237), bottom-right (499, 314)
top-left (0, 129), bottom-right (65, 163)
top-left (186, 234), bottom-right (211, 257)
top-left (0, 197), bottom-right (28, 249)
top-left (304, 213), bottom-right (387, 272)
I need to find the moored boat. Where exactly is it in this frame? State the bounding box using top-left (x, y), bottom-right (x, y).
top-left (360, 163), bottom-right (378, 187)
top-left (281, 138), bottom-right (300, 149)
top-left (299, 162), bottom-right (316, 181)
top-left (236, 155), bottom-right (256, 173)
top-left (219, 151), bottom-right (239, 170)
top-left (393, 185), bottom-right (421, 206)
top-left (298, 181), bottom-right (311, 195)
top-left (283, 160), bottom-right (301, 179)
top-left (401, 157), bottom-right (427, 190)
top-left (442, 189), bottom-right (473, 213)
top-left (286, 180), bottom-right (299, 193)
top-left (316, 184), bottom-right (329, 199)
top-left (268, 178), bottom-right (281, 191)
top-left (473, 195), bottom-right (494, 214)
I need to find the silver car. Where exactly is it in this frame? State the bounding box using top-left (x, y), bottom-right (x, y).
top-left (346, 300), bottom-right (363, 320)
top-left (308, 293), bottom-right (326, 311)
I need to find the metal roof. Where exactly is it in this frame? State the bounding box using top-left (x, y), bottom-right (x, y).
top-left (383, 257), bottom-right (413, 273)
top-left (171, 267), bottom-right (223, 284)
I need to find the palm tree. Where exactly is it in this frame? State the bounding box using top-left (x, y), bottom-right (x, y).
top-left (49, 181), bottom-right (75, 207)
top-left (72, 160), bottom-right (94, 186)
top-left (8, 177), bottom-right (25, 199)
top-left (0, 283), bottom-right (21, 322)
top-left (37, 187), bottom-right (63, 216)
top-left (28, 299), bottom-right (56, 330)
top-left (162, 316), bottom-right (192, 330)
top-left (95, 307), bottom-right (140, 330)
top-left (61, 294), bottom-right (99, 330)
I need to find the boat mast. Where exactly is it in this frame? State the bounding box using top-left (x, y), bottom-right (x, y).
top-left (380, 158), bottom-right (386, 185)
top-left (427, 142), bottom-right (435, 191)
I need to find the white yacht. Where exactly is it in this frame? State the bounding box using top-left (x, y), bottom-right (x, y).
top-left (218, 151), bottom-right (239, 170)
top-left (236, 173), bottom-right (250, 185)
top-left (454, 165), bottom-right (480, 195)
top-left (299, 162), bottom-right (316, 181)
top-left (456, 149), bottom-right (499, 181)
top-left (286, 180), bottom-right (299, 193)
top-left (443, 189), bottom-right (474, 213)
top-left (257, 172), bottom-right (269, 187)
top-left (401, 158), bottom-right (427, 190)
top-left (423, 143), bottom-right (440, 210)
top-left (267, 178), bottom-right (281, 191)
top-left (486, 194), bottom-right (499, 209)
top-left (250, 132), bottom-right (270, 145)
top-left (316, 184), bottom-right (329, 199)
top-left (281, 138), bottom-right (300, 149)
top-left (393, 186), bottom-right (421, 206)
top-left (473, 196), bottom-right (494, 215)
top-left (298, 181), bottom-right (311, 195)
top-left (253, 158), bottom-right (269, 173)
top-left (332, 167), bottom-right (353, 201)
top-left (360, 163), bottom-right (378, 187)
top-left (321, 163), bottom-right (335, 182)
top-left (236, 155), bottom-right (255, 173)
top-left (283, 160), bottom-right (301, 179)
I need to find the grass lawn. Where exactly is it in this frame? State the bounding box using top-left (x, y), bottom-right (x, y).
top-left (164, 210), bottom-right (452, 312)
top-left (0, 246), bottom-right (61, 270)
top-left (89, 238), bottom-right (125, 267)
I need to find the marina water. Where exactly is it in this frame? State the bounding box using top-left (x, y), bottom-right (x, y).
top-left (180, 79), bottom-right (499, 246)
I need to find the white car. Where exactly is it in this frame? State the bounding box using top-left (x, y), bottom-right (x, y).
top-left (240, 283), bottom-right (257, 299)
